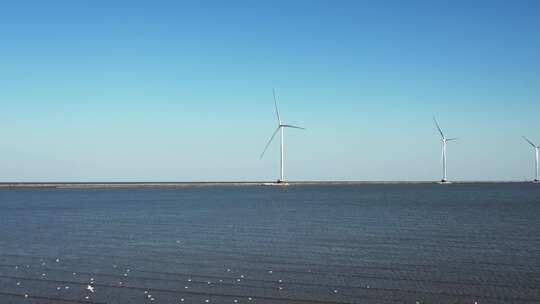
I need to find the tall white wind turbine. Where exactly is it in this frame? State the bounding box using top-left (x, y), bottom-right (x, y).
top-left (260, 89), bottom-right (305, 184)
top-left (433, 117), bottom-right (457, 183)
top-left (523, 136), bottom-right (539, 183)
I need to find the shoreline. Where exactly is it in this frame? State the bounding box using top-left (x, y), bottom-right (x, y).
top-left (0, 181), bottom-right (532, 189)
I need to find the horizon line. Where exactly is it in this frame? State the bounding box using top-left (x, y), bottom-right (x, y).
top-left (0, 180), bottom-right (536, 189)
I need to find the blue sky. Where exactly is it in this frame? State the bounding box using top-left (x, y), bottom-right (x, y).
top-left (0, 0), bottom-right (539, 181)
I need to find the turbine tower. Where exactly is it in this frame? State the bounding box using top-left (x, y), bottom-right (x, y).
top-left (261, 89), bottom-right (305, 184)
top-left (523, 136), bottom-right (539, 183)
top-left (433, 117), bottom-right (457, 183)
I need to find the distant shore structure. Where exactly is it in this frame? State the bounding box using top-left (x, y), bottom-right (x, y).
top-left (0, 181), bottom-right (533, 189)
top-left (260, 89), bottom-right (305, 184)
top-left (522, 136), bottom-right (539, 183)
top-left (433, 117), bottom-right (458, 184)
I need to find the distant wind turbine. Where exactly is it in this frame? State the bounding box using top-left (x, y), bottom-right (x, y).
top-left (260, 89), bottom-right (305, 184)
top-left (522, 136), bottom-right (539, 183)
top-left (433, 117), bottom-right (457, 183)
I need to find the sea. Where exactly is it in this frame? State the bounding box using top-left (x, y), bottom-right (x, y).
top-left (0, 183), bottom-right (539, 303)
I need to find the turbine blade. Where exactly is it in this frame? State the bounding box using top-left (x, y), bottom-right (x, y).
top-left (273, 88), bottom-right (281, 124)
top-left (260, 126), bottom-right (281, 159)
top-left (446, 138), bottom-right (458, 141)
top-left (433, 116), bottom-right (445, 139)
top-left (281, 124), bottom-right (305, 130)
top-left (523, 136), bottom-right (536, 148)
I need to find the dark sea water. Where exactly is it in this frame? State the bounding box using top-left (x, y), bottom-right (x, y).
top-left (1, 184), bottom-right (539, 304)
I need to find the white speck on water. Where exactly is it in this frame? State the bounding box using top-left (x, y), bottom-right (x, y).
top-left (333, 289), bottom-right (338, 294)
top-left (188, 279), bottom-right (192, 282)
top-left (24, 294), bottom-right (28, 298)
top-left (16, 282), bottom-right (21, 286)
top-left (57, 287), bottom-right (61, 290)
top-left (73, 272), bottom-right (77, 276)
top-left (233, 300), bottom-right (238, 303)
top-left (184, 286), bottom-right (189, 289)
top-left (144, 291), bottom-right (148, 294)
top-left (41, 273), bottom-right (46, 277)
top-left (278, 286), bottom-right (283, 290)
top-left (180, 299), bottom-right (184, 302)
top-left (268, 270), bottom-right (273, 274)
top-left (248, 297), bottom-right (252, 301)
top-left (55, 258), bottom-right (60, 263)
top-left (14, 266), bottom-right (18, 269)
top-left (65, 286), bottom-right (69, 290)
top-left (278, 279), bottom-right (282, 283)
top-left (86, 285), bottom-right (94, 293)
top-left (85, 296), bottom-right (89, 300)
top-left (240, 275), bottom-right (245, 278)
top-left (205, 300), bottom-right (210, 303)
top-left (236, 279), bottom-right (241, 282)
top-left (227, 268), bottom-right (231, 272)
top-left (150, 298), bottom-right (155, 301)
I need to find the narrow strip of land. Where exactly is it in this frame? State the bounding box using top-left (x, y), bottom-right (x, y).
top-left (0, 181), bottom-right (526, 189)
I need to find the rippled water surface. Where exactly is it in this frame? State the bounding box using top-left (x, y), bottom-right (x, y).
top-left (1, 184), bottom-right (539, 303)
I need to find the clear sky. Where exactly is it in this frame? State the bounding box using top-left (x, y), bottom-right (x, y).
top-left (1, 0), bottom-right (539, 182)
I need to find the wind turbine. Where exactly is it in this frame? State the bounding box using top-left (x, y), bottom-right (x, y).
top-left (260, 89), bottom-right (305, 184)
top-left (433, 117), bottom-right (457, 183)
top-left (522, 136), bottom-right (539, 183)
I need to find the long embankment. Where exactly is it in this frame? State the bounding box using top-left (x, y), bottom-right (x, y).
top-left (0, 181), bottom-right (526, 189)
top-left (0, 182), bottom-right (265, 189)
